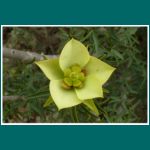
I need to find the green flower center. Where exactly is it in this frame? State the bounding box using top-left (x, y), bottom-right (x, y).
top-left (62, 64), bottom-right (86, 89)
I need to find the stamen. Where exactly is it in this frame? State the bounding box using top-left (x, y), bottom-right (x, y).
top-left (62, 64), bottom-right (86, 89)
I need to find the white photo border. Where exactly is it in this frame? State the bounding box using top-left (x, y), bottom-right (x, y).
top-left (1, 25), bottom-right (149, 126)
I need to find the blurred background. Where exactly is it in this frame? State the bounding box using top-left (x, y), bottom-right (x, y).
top-left (2, 27), bottom-right (147, 123)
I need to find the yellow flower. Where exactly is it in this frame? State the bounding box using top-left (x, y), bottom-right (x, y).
top-left (35, 39), bottom-right (116, 115)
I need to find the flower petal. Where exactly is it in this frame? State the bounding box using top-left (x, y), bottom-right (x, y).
top-left (35, 58), bottom-right (63, 80)
top-left (50, 80), bottom-right (82, 110)
top-left (85, 56), bottom-right (116, 85)
top-left (75, 75), bottom-right (103, 100)
top-left (59, 38), bottom-right (90, 71)
top-left (83, 99), bottom-right (99, 116)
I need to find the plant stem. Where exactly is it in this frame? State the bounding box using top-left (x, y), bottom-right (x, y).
top-left (71, 107), bottom-right (79, 123)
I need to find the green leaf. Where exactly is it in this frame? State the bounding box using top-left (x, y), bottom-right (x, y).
top-left (50, 80), bottom-right (82, 110)
top-left (92, 31), bottom-right (99, 54)
top-left (59, 38), bottom-right (90, 71)
top-left (83, 99), bottom-right (99, 116)
top-left (85, 56), bottom-right (116, 85)
top-left (43, 96), bottom-right (53, 108)
top-left (127, 28), bottom-right (138, 35)
top-left (111, 49), bottom-right (124, 60)
top-left (35, 58), bottom-right (64, 80)
top-left (81, 30), bottom-right (93, 42)
top-left (103, 88), bottom-right (110, 93)
top-left (75, 75), bottom-right (103, 100)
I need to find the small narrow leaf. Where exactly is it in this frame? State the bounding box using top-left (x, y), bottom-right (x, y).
top-left (43, 96), bottom-right (53, 108)
top-left (111, 49), bottom-right (124, 60)
top-left (103, 88), bottom-right (110, 93)
top-left (127, 28), bottom-right (138, 35)
top-left (83, 99), bottom-right (99, 116)
top-left (81, 30), bottom-right (93, 42)
top-left (92, 31), bottom-right (99, 53)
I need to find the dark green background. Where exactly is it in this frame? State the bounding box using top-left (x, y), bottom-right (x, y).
top-left (0, 0), bottom-right (149, 150)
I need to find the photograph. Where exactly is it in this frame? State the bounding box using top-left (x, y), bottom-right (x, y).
top-left (1, 25), bottom-right (148, 124)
